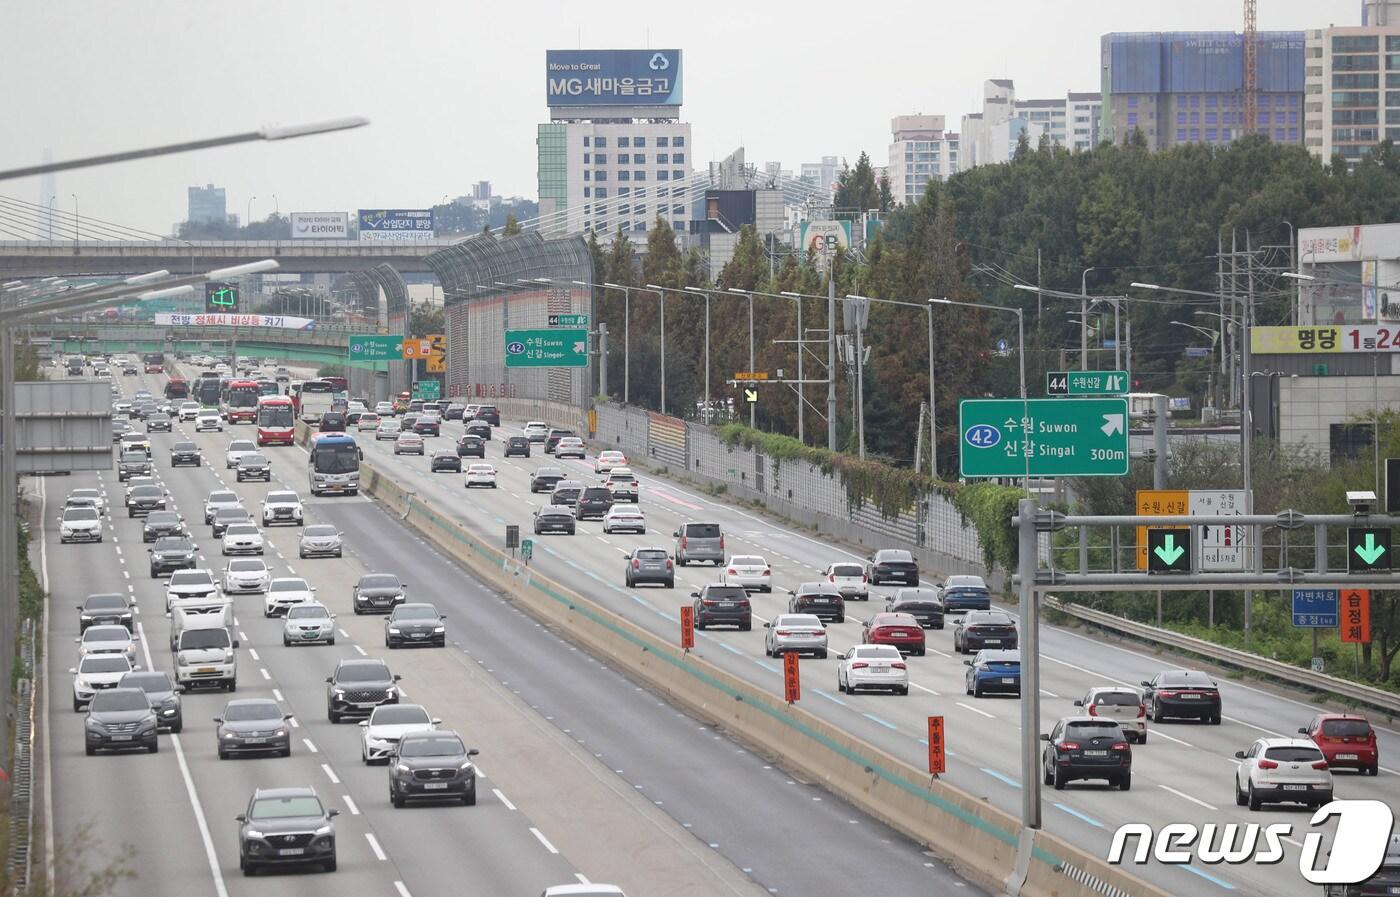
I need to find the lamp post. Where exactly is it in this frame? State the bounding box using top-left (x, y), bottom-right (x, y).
top-left (642, 284), bottom-right (668, 415)
top-left (71, 193), bottom-right (78, 246)
top-left (1081, 267), bottom-right (1097, 370)
top-left (271, 194), bottom-right (279, 216)
top-left (1171, 320), bottom-right (1222, 410)
top-left (725, 287), bottom-right (758, 427)
top-left (594, 282), bottom-right (633, 404)
top-left (246, 196), bottom-right (257, 229)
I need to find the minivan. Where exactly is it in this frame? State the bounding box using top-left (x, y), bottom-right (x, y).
top-left (674, 522), bottom-right (724, 566)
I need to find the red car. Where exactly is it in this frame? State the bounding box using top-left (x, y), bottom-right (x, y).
top-left (1298, 713), bottom-right (1379, 775)
top-left (862, 612), bottom-right (926, 656)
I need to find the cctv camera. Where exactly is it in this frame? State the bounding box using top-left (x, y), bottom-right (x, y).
top-left (1347, 490), bottom-right (1378, 512)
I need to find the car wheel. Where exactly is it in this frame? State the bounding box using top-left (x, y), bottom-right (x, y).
top-left (283, 635), bottom-right (291, 647)
top-left (328, 709), bottom-right (340, 724)
top-left (226, 679), bottom-right (236, 692)
top-left (695, 621), bottom-right (706, 630)
top-left (1368, 763), bottom-right (1380, 776)
top-left (837, 676), bottom-right (846, 693)
top-left (326, 637), bottom-right (335, 646)
top-left (1151, 701), bottom-right (1164, 723)
top-left (218, 748), bottom-right (228, 760)
top-left (281, 746), bottom-right (291, 758)
top-left (835, 615), bottom-right (844, 624)
top-left (966, 681), bottom-right (974, 696)
top-left (1247, 783), bottom-right (1262, 811)
top-left (241, 858), bottom-right (256, 877)
top-left (463, 786), bottom-right (476, 806)
top-left (391, 785), bottom-right (405, 808)
top-left (171, 720), bottom-right (183, 734)
top-left (1138, 732), bottom-right (1147, 744)
top-left (323, 855), bottom-right (336, 873)
top-left (1118, 771), bottom-right (1131, 791)
top-left (1043, 761), bottom-right (1053, 786)
top-left (1235, 777), bottom-right (1247, 806)
top-left (899, 686), bottom-right (910, 695)
top-left (1209, 712), bottom-right (1221, 725)
top-left (665, 579), bottom-right (674, 589)
top-left (740, 621), bottom-right (751, 632)
top-left (677, 557), bottom-right (688, 567)
top-left (1052, 765), bottom-right (1067, 791)
top-left (817, 650), bottom-right (827, 660)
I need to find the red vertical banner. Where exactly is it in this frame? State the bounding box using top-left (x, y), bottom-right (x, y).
top-left (679, 606), bottom-right (695, 651)
top-left (1341, 589), bottom-right (1371, 644)
top-left (927, 716), bottom-right (946, 775)
top-left (783, 652), bottom-right (801, 703)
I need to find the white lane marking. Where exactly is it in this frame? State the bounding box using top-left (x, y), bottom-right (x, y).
top-left (303, 738), bottom-right (318, 753)
top-left (1159, 784), bottom-right (1218, 811)
top-left (529, 827), bottom-right (560, 854)
top-left (248, 648), bottom-right (259, 661)
top-left (272, 688), bottom-right (284, 702)
top-left (492, 788), bottom-right (516, 810)
top-left (321, 763), bottom-right (340, 784)
top-left (911, 683), bottom-right (941, 697)
top-left (574, 873), bottom-right (591, 885)
top-left (1149, 729), bottom-right (1194, 748)
top-left (393, 883), bottom-right (412, 897)
top-left (365, 832), bottom-right (387, 861)
top-left (338, 628), bottom-right (349, 639)
top-left (259, 668), bottom-right (271, 680)
top-left (354, 645), bottom-right (367, 656)
top-left (956, 701), bottom-right (996, 719)
top-left (343, 795), bottom-right (360, 816)
top-left (1223, 715), bottom-right (1285, 738)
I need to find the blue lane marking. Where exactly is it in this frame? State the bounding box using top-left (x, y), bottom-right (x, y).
top-left (1053, 803), bottom-right (1104, 828)
top-left (584, 570), bottom-right (602, 580)
top-left (814, 689), bottom-right (847, 706)
top-left (863, 713), bottom-right (898, 731)
top-left (1179, 864), bottom-right (1237, 890)
top-left (719, 642), bottom-right (745, 657)
top-left (916, 738), bottom-right (957, 758)
top-left (756, 661), bottom-right (779, 673)
top-left (980, 768), bottom-right (1022, 789)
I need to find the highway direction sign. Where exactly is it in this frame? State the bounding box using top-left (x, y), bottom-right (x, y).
top-left (504, 329), bottom-right (588, 368)
top-left (348, 335), bottom-right (403, 361)
top-left (959, 397), bottom-right (1129, 478)
top-left (1147, 527), bottom-right (1192, 573)
top-left (744, 388), bottom-right (758, 404)
top-left (547, 313), bottom-right (589, 327)
top-left (1291, 588), bottom-right (1339, 628)
top-left (1193, 490), bottom-right (1247, 571)
top-left (411, 379), bottom-right (440, 401)
top-left (1045, 370), bottom-right (1129, 396)
top-left (1348, 527), bottom-right (1391, 572)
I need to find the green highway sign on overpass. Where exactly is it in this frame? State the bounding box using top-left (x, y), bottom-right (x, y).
top-left (960, 397), bottom-right (1130, 477)
top-left (348, 334), bottom-right (403, 361)
top-left (505, 329), bottom-right (588, 367)
top-left (1046, 370), bottom-right (1128, 395)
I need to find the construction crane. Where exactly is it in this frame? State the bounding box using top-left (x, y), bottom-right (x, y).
top-left (1243, 0), bottom-right (1258, 136)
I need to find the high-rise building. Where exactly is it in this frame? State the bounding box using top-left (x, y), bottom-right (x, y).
top-left (887, 114), bottom-right (959, 206)
top-left (187, 184), bottom-right (226, 225)
top-left (799, 156), bottom-right (840, 193)
top-left (1068, 92), bottom-right (1104, 151)
top-left (959, 81), bottom-right (1093, 169)
top-left (1100, 32), bottom-right (1305, 150)
top-left (1303, 12), bottom-right (1400, 163)
top-left (471, 181), bottom-right (492, 200)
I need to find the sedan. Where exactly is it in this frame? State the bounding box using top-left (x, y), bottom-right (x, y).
top-left (394, 431), bottom-right (425, 455)
top-left (787, 583), bottom-right (845, 623)
top-left (554, 436), bottom-right (586, 459)
top-left (836, 644), bottom-right (909, 695)
top-left (77, 624), bottom-right (138, 662)
top-left (503, 435), bottom-right (531, 458)
top-left (356, 412), bottom-right (381, 431)
top-left (264, 577), bottom-right (316, 617)
top-left (376, 419), bottom-right (403, 441)
top-left (211, 507), bottom-right (252, 538)
top-left (885, 588), bottom-right (945, 630)
top-left (764, 614), bottom-right (828, 658)
top-left (374, 401), bottom-right (394, 416)
top-left (204, 490), bottom-right (242, 524)
top-left (235, 453), bottom-right (272, 482)
top-left (384, 603), bottom-right (446, 648)
top-left (298, 525), bottom-right (344, 559)
top-left (1140, 669), bottom-right (1221, 724)
top-left (224, 559), bottom-right (272, 595)
top-left (533, 505), bottom-right (576, 535)
top-left (721, 555), bottom-right (773, 592)
top-left (964, 649), bottom-right (1021, 697)
top-left (530, 466), bottom-right (566, 493)
top-left (221, 523), bottom-right (265, 556)
top-left (430, 450), bottom-right (462, 473)
top-left (84, 687), bottom-right (159, 755)
top-left (602, 504), bottom-right (646, 534)
top-left (952, 610), bottom-right (1018, 654)
top-left (1235, 738), bottom-right (1333, 810)
top-left (215, 699), bottom-right (293, 759)
top-left (225, 440), bottom-right (257, 469)
top-left (389, 731), bottom-right (480, 807)
top-left (145, 416), bottom-right (172, 433)
top-left (594, 450), bottom-right (627, 473)
top-left (76, 594), bottom-right (133, 633)
top-left (120, 670), bottom-right (182, 733)
top-left (868, 549), bottom-right (920, 586)
top-left (352, 573), bottom-right (408, 615)
top-left (861, 612), bottom-right (925, 656)
top-left (1042, 718), bottom-right (1133, 791)
top-left (359, 703), bottom-right (439, 764)
top-left (283, 602), bottom-right (336, 646)
top-left (464, 463), bottom-right (497, 488)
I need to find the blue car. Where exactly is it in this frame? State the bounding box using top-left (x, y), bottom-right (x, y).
top-left (940, 574), bottom-right (991, 613)
top-left (965, 649), bottom-right (1021, 697)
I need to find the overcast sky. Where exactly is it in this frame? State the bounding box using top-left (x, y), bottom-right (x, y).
top-left (0, 0), bottom-right (1362, 235)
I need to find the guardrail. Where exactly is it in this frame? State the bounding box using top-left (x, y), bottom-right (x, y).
top-left (1046, 596), bottom-right (1400, 718)
top-left (6, 619), bottom-right (38, 891)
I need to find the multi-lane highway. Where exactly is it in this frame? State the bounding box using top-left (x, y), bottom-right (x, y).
top-left (40, 365), bottom-right (982, 897)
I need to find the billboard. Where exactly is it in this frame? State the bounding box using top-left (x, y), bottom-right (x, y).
top-left (1299, 225), bottom-right (1363, 263)
top-left (546, 49), bottom-right (682, 107)
top-left (291, 212), bottom-right (349, 239)
top-left (15, 381), bottom-right (111, 474)
top-left (800, 220), bottom-right (852, 258)
top-left (357, 209), bottom-right (435, 242)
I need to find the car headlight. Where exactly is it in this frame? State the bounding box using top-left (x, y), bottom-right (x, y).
top-left (459, 760), bottom-right (475, 771)
top-left (387, 627), bottom-right (401, 634)
top-left (332, 689), bottom-right (345, 698)
top-left (140, 717), bottom-right (157, 731)
top-left (274, 729), bottom-right (287, 737)
top-left (85, 718), bottom-right (102, 729)
top-left (395, 764), bottom-right (410, 774)
top-left (224, 649), bottom-right (234, 661)
top-left (314, 824), bottom-right (333, 837)
top-left (433, 626), bottom-right (445, 633)
top-left (244, 829), bottom-right (264, 840)
top-left (385, 686), bottom-right (397, 696)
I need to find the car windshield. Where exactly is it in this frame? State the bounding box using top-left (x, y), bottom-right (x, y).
top-left (123, 673), bottom-right (170, 693)
top-left (969, 613), bottom-right (1013, 625)
top-left (779, 615), bottom-right (822, 628)
top-left (393, 606), bottom-right (438, 621)
top-left (360, 575), bottom-right (400, 590)
top-left (1064, 722), bottom-right (1123, 739)
top-left (636, 549), bottom-right (667, 560)
top-left (250, 797), bottom-right (324, 820)
top-left (224, 702), bottom-right (281, 721)
top-left (400, 735), bottom-right (465, 758)
top-left (217, 509), bottom-right (247, 520)
top-left (705, 586), bottom-right (748, 600)
top-left (229, 441), bottom-right (254, 451)
top-left (170, 571), bottom-right (212, 585)
top-left (731, 556), bottom-right (765, 566)
top-left (80, 655), bottom-right (129, 673)
top-left (85, 596), bottom-right (126, 610)
top-left (270, 579), bottom-right (309, 592)
top-left (180, 630), bottom-right (230, 649)
top-left (72, 489), bottom-right (100, 499)
top-left (1265, 746), bottom-right (1325, 762)
top-left (1157, 671), bottom-right (1215, 688)
top-left (85, 628), bottom-right (128, 642)
top-left (831, 564), bottom-right (865, 576)
top-left (229, 560), bottom-right (265, 572)
top-left (208, 492), bottom-right (237, 504)
top-left (304, 526), bottom-right (338, 537)
top-left (687, 524), bottom-right (721, 538)
top-left (894, 600), bottom-right (939, 612)
top-left (131, 486), bottom-right (162, 498)
top-left (267, 493), bottom-right (298, 504)
top-left (1093, 691), bottom-right (1140, 706)
top-left (372, 705), bottom-right (430, 726)
top-left (854, 645), bottom-right (902, 660)
top-left (241, 454), bottom-right (268, 466)
top-left (287, 605), bottom-right (328, 620)
top-left (878, 551), bottom-right (914, 562)
top-left (1320, 718), bottom-right (1373, 737)
top-left (535, 468), bottom-right (563, 478)
top-left (147, 512), bottom-right (179, 525)
top-left (63, 508), bottom-right (99, 521)
top-left (90, 690), bottom-right (149, 712)
top-left (336, 663), bottom-right (390, 683)
top-left (172, 442), bottom-right (197, 452)
top-left (612, 507), bottom-right (641, 516)
top-left (225, 524), bottom-right (258, 536)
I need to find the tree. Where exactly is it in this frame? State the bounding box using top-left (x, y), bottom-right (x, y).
top-left (833, 152), bottom-right (881, 217)
top-left (641, 217), bottom-right (683, 288)
top-left (409, 300), bottom-right (444, 338)
top-left (716, 225), bottom-right (765, 292)
top-left (586, 229), bottom-right (606, 285)
top-left (502, 213), bottom-right (522, 236)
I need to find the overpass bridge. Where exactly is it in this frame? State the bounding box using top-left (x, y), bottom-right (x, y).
top-left (17, 320), bottom-right (368, 370)
top-left (0, 239), bottom-right (455, 277)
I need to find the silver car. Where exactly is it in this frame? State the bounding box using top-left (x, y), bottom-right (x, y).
top-left (298, 525), bottom-right (344, 559)
top-left (763, 613), bottom-right (828, 658)
top-left (283, 602), bottom-right (336, 646)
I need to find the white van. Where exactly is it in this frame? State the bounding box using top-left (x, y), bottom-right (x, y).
top-left (169, 599), bottom-right (235, 651)
top-left (173, 626), bottom-right (237, 691)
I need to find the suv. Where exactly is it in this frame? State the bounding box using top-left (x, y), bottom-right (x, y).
top-left (388, 730), bottom-right (480, 807)
top-left (84, 687), bottom-right (159, 755)
top-left (503, 435), bottom-right (531, 458)
top-left (173, 626), bottom-right (237, 691)
top-left (456, 434), bottom-right (485, 458)
top-left (673, 522), bottom-right (724, 566)
top-left (120, 670), bottom-right (182, 733)
top-left (474, 405), bottom-right (500, 426)
top-left (543, 428), bottom-right (575, 454)
top-left (604, 467), bottom-right (639, 502)
top-left (117, 450), bottom-right (151, 482)
top-left (318, 412), bottom-right (347, 433)
top-left (237, 787), bottom-right (339, 875)
top-left (787, 582), bottom-right (845, 623)
top-left (691, 584), bottom-right (752, 630)
top-left (523, 421), bottom-right (549, 442)
top-left (204, 490), bottom-right (242, 524)
top-left (623, 547), bottom-right (674, 588)
top-left (262, 491), bottom-right (304, 527)
top-left (170, 441), bottom-right (202, 467)
top-left (141, 510), bottom-right (184, 542)
top-left (1234, 737), bottom-right (1333, 809)
top-left (225, 439), bottom-right (257, 469)
top-left (530, 466), bottom-right (566, 493)
top-left (126, 484), bottom-right (168, 518)
top-left (235, 453), bottom-right (272, 482)
top-left (1140, 670), bottom-right (1221, 724)
top-left (211, 506), bottom-right (251, 537)
top-left (575, 486), bottom-right (614, 520)
top-left (1042, 717), bottom-right (1133, 791)
top-left (325, 658), bottom-right (401, 722)
top-left (352, 573), bottom-right (407, 615)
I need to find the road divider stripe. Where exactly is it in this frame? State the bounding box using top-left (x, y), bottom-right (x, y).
top-left (492, 788), bottom-right (516, 810)
top-left (365, 832), bottom-right (387, 861)
top-left (1158, 784), bottom-right (1217, 811)
top-left (529, 827), bottom-right (559, 854)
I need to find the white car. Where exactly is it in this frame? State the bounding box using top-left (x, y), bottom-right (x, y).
top-left (264, 577), bottom-right (316, 617)
top-left (1074, 686), bottom-right (1147, 744)
top-left (464, 463), bottom-right (497, 488)
top-left (220, 522), bottom-right (265, 556)
top-left (602, 504), bottom-right (646, 534)
top-left (394, 431), bottom-right (425, 455)
top-left (836, 644), bottom-right (909, 695)
top-left (523, 421), bottom-right (549, 443)
top-left (594, 450), bottom-right (627, 473)
top-left (604, 467), bottom-right (640, 502)
top-left (203, 489), bottom-right (242, 524)
top-left (178, 401), bottom-right (201, 421)
top-left (68, 488), bottom-right (106, 516)
top-left (347, 400), bottom-right (367, 414)
top-left (165, 568), bottom-right (218, 611)
top-left (59, 507), bottom-right (103, 543)
top-left (71, 653), bottom-right (137, 712)
top-left (555, 436), bottom-right (586, 459)
top-left (356, 412), bottom-right (381, 431)
top-left (376, 419), bottom-right (402, 441)
top-left (283, 602), bottom-right (336, 646)
top-left (225, 439), bottom-right (257, 469)
top-left (113, 400), bottom-right (133, 416)
top-left (375, 401), bottom-right (394, 416)
top-left (721, 555), bottom-right (773, 592)
top-left (359, 703), bottom-right (439, 764)
top-left (195, 410), bottom-right (222, 432)
top-left (1235, 737), bottom-right (1334, 810)
top-left (261, 491), bottom-right (304, 527)
top-left (76, 624), bottom-right (138, 663)
top-left (223, 558), bottom-right (271, 594)
top-left (824, 561), bottom-right (869, 601)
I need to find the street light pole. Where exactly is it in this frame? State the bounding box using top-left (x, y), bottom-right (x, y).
top-left (247, 196), bottom-right (257, 229)
top-left (643, 284), bottom-right (668, 415)
top-left (71, 193), bottom-right (78, 247)
top-left (597, 282), bottom-right (632, 404)
top-left (1081, 267), bottom-right (1096, 371)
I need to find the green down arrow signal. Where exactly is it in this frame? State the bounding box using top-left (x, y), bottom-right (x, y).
top-left (1154, 534), bottom-right (1185, 566)
top-left (1355, 533), bottom-right (1387, 565)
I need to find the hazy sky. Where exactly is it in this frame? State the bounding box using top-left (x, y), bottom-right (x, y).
top-left (0, 0), bottom-right (1361, 235)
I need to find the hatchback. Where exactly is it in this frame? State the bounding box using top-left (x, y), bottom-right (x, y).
top-left (1075, 686), bottom-right (1148, 744)
top-left (622, 547), bottom-right (672, 587)
top-left (1042, 718), bottom-right (1132, 791)
top-left (1235, 738), bottom-right (1332, 809)
top-left (1298, 714), bottom-right (1378, 775)
top-left (862, 612), bottom-right (925, 655)
top-left (964, 649), bottom-right (1021, 697)
top-left (823, 562), bottom-right (869, 600)
top-left (764, 614), bottom-right (827, 658)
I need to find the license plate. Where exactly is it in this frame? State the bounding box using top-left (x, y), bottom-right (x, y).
top-left (983, 639), bottom-right (1000, 645)
top-left (198, 667), bottom-right (215, 673)
top-left (1179, 694), bottom-right (1202, 699)
top-left (411, 633), bottom-right (426, 639)
top-left (1283, 785), bottom-right (1307, 791)
top-left (423, 782), bottom-right (449, 790)
top-left (243, 738), bottom-right (266, 745)
top-left (1001, 678), bottom-right (1016, 684)
top-left (719, 602), bottom-right (735, 608)
top-left (302, 633), bottom-right (319, 639)
top-left (278, 848), bottom-right (305, 856)
top-left (110, 735), bottom-right (133, 742)
top-left (1337, 753), bottom-right (1358, 760)
top-left (891, 631), bottom-right (908, 637)
top-left (1084, 750), bottom-right (1107, 757)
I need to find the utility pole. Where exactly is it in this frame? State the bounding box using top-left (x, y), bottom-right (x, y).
top-left (1240, 229), bottom-right (1255, 638)
top-left (796, 294), bottom-right (804, 443)
top-left (827, 276), bottom-right (836, 451)
top-left (748, 292), bottom-right (755, 428)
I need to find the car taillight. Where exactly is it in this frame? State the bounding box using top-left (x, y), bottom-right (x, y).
top-left (719, 535), bottom-right (725, 550)
top-left (665, 560), bottom-right (673, 570)
top-left (1156, 690), bottom-right (1179, 698)
top-left (861, 574), bottom-right (868, 582)
top-left (1257, 759), bottom-right (1279, 770)
top-left (1087, 704), bottom-right (1098, 716)
top-left (1136, 704), bottom-right (1146, 718)
top-left (1312, 760), bottom-right (1329, 770)
top-left (850, 662), bottom-right (868, 669)
top-left (776, 630), bottom-right (791, 637)
top-left (727, 568), bottom-right (737, 575)
top-left (702, 599), bottom-right (717, 606)
top-left (632, 559), bottom-right (640, 569)
top-left (892, 662), bottom-right (907, 670)
top-left (1112, 742), bottom-right (1130, 752)
top-left (680, 537), bottom-right (688, 548)
top-left (739, 599), bottom-right (750, 608)
top-left (829, 574), bottom-right (835, 582)
top-left (1059, 741), bottom-right (1080, 752)
top-left (761, 569), bottom-right (771, 576)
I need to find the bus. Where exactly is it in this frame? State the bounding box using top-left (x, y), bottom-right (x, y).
top-left (290, 379), bottom-right (336, 423)
top-left (320, 375), bottom-right (348, 393)
top-left (255, 395), bottom-right (296, 446)
top-left (220, 379), bottom-right (262, 424)
top-left (256, 379), bottom-right (280, 397)
top-left (193, 373), bottom-right (223, 407)
top-left (163, 377), bottom-right (190, 400)
top-left (142, 352), bottom-right (165, 373)
top-left (307, 432), bottom-right (360, 495)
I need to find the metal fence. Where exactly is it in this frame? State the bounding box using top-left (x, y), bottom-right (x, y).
top-left (6, 619), bottom-right (37, 892)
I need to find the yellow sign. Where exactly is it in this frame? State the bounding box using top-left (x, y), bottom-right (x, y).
top-left (1250, 326), bottom-right (1342, 354)
top-left (1136, 489), bottom-right (1188, 570)
top-left (734, 371), bottom-right (769, 381)
top-left (401, 338), bottom-right (433, 359)
top-left (426, 356), bottom-right (446, 373)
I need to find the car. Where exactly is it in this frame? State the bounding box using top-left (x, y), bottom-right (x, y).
top-left (215, 698), bottom-right (293, 759)
top-left (413, 413), bottom-right (440, 437)
top-left (673, 522), bottom-right (724, 566)
top-left (264, 577), bottom-right (316, 617)
top-left (540, 887), bottom-right (627, 897)
top-left (503, 435), bottom-right (531, 458)
top-left (122, 363), bottom-right (139, 376)
top-left (211, 506), bottom-right (252, 537)
top-left (299, 525), bottom-right (344, 559)
top-left (224, 559), bottom-right (272, 595)
top-left (691, 584), bottom-right (752, 630)
top-left (353, 573), bottom-right (408, 614)
top-left (602, 504), bottom-right (646, 534)
top-left (1235, 737), bottom-right (1333, 809)
top-left (120, 671), bottom-right (182, 733)
top-left (1074, 686), bottom-right (1148, 744)
top-left (71, 653), bottom-right (137, 712)
top-left (59, 506), bottom-right (103, 543)
top-left (544, 428), bottom-right (576, 453)
top-left (148, 536), bottom-right (197, 577)
top-left (345, 411), bottom-right (365, 428)
top-left (225, 439), bottom-right (257, 469)
top-left (64, 496), bottom-right (102, 519)
top-left (869, 549), bottom-right (920, 586)
top-left (178, 401), bottom-right (201, 421)
top-left (204, 490), bottom-right (242, 524)
top-left (455, 434), bottom-right (485, 458)
top-left (400, 414), bottom-right (420, 434)
top-left (76, 594), bottom-right (133, 633)
top-left (141, 510), bottom-right (185, 542)
top-left (533, 505), bottom-right (576, 535)
top-left (318, 412), bottom-right (347, 433)
top-left (146, 416), bottom-right (172, 433)
top-left (885, 587), bottom-right (945, 629)
top-left (77, 624), bottom-right (139, 663)
top-left (236, 786), bottom-right (339, 875)
top-left (195, 410), bottom-right (223, 432)
top-left (965, 649), bottom-right (1021, 697)
top-left (862, 612), bottom-right (926, 656)
top-left (126, 484), bottom-right (168, 518)
top-left (164, 568), bottom-right (218, 611)
top-left (221, 523), bottom-right (265, 556)
top-left (474, 404), bottom-right (500, 426)
top-left (169, 440), bottom-right (202, 467)
top-left (262, 491), bottom-right (304, 527)
top-left (1042, 717), bottom-right (1133, 791)
top-left (1298, 713), bottom-right (1379, 775)
top-left (276, 370), bottom-right (292, 383)
top-left (355, 412), bottom-right (381, 432)
top-left (603, 467), bottom-right (640, 502)
top-left (550, 480), bottom-right (584, 508)
top-left (523, 421), bottom-right (549, 443)
top-left (359, 703), bottom-right (438, 764)
top-left (430, 450), bottom-right (461, 473)
top-left (117, 450), bottom-right (152, 482)
top-left (787, 582), bottom-right (845, 623)
top-left (376, 419), bottom-right (402, 441)
top-left (622, 547), bottom-right (673, 587)
top-left (463, 419), bottom-right (493, 441)
top-left (952, 610), bottom-right (1019, 655)
top-left (824, 562), bottom-right (869, 600)
top-left (940, 574), bottom-right (992, 612)
top-left (67, 488), bottom-right (106, 517)
top-left (388, 730), bottom-right (480, 807)
top-left (394, 431), bottom-right (425, 455)
top-left (325, 658), bottom-right (401, 722)
top-left (374, 401), bottom-right (394, 416)
top-left (111, 420), bottom-right (132, 442)
top-left (385, 603), bottom-right (446, 648)
top-left (123, 475), bottom-right (158, 508)
top-left (575, 485), bottom-right (613, 519)
top-left (283, 602), bottom-right (336, 646)
top-left (1140, 670), bottom-right (1221, 724)
top-left (464, 463), bottom-right (497, 488)
top-left (594, 450), bottom-right (627, 473)
top-left (236, 453), bottom-right (272, 482)
top-left (443, 403), bottom-right (466, 421)
top-left (530, 466), bottom-right (566, 493)
top-left (84, 687), bottom-right (159, 755)
top-left (721, 555), bottom-right (773, 592)
top-left (120, 433), bottom-right (152, 456)
top-left (554, 436), bottom-right (586, 459)
top-left (836, 644), bottom-right (909, 695)
top-left (764, 613), bottom-right (828, 658)
top-left (113, 400), bottom-right (133, 416)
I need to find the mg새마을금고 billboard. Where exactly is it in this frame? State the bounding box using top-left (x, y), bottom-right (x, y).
top-left (546, 49), bottom-right (683, 107)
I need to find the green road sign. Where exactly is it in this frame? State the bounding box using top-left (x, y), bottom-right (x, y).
top-left (959, 397), bottom-right (1129, 478)
top-left (1148, 527), bottom-right (1192, 573)
top-left (505, 329), bottom-right (587, 368)
top-left (1348, 527), bottom-right (1391, 572)
top-left (547, 313), bottom-right (589, 327)
top-left (348, 335), bottom-right (403, 361)
top-left (411, 379), bottom-right (441, 401)
top-left (1046, 370), bottom-right (1129, 396)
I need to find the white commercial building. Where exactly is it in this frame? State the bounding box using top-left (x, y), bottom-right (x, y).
top-left (886, 114), bottom-right (960, 206)
top-left (959, 81), bottom-right (1098, 170)
top-left (1303, 9), bottom-right (1400, 164)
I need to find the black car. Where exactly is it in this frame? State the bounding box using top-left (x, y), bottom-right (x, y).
top-left (624, 547), bottom-right (674, 588)
top-left (126, 484), bottom-right (167, 518)
top-left (503, 435), bottom-right (530, 458)
top-left (463, 420), bottom-right (492, 441)
top-left (430, 450), bottom-right (461, 473)
top-left (211, 507), bottom-right (252, 537)
top-left (530, 466), bottom-right (566, 493)
top-left (77, 594), bottom-right (133, 632)
top-left (318, 412), bottom-right (347, 433)
top-left (550, 480), bottom-right (584, 508)
top-left (388, 730), bottom-right (479, 807)
top-left (443, 403), bottom-right (466, 421)
top-left (352, 573), bottom-right (408, 615)
top-left (533, 505), bottom-right (576, 535)
top-left (692, 584), bottom-right (752, 630)
top-left (413, 415), bottom-right (440, 437)
top-left (1140, 670), bottom-right (1221, 724)
top-left (1042, 718), bottom-right (1132, 790)
top-left (149, 536), bottom-right (197, 577)
top-left (325, 658), bottom-right (401, 722)
top-left (120, 670), bottom-right (182, 733)
top-left (237, 787), bottom-right (339, 874)
top-left (472, 404), bottom-right (498, 425)
top-left (575, 486), bottom-right (614, 520)
top-left (953, 610), bottom-right (1019, 654)
top-left (146, 416), bottom-right (172, 433)
top-left (215, 698), bottom-right (293, 759)
top-left (886, 588), bottom-right (945, 629)
top-left (141, 510), bottom-right (185, 542)
top-left (170, 441), bottom-right (202, 467)
top-left (236, 453), bottom-right (272, 482)
top-left (84, 687), bottom-right (159, 755)
top-left (543, 428), bottom-right (576, 454)
top-left (384, 603), bottom-right (446, 648)
top-left (787, 582), bottom-right (845, 623)
top-left (117, 450), bottom-right (151, 482)
top-left (869, 549), bottom-right (920, 586)
top-left (456, 435), bottom-right (485, 458)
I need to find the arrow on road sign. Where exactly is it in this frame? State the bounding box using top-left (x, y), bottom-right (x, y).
top-left (1100, 413), bottom-right (1125, 437)
top-left (572, 341), bottom-right (585, 354)
top-left (1355, 533), bottom-right (1387, 565)
top-left (1154, 534), bottom-right (1185, 566)
top-left (744, 388), bottom-right (758, 404)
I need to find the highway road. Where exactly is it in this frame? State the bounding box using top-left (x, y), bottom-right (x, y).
top-left (39, 366), bottom-right (983, 897)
